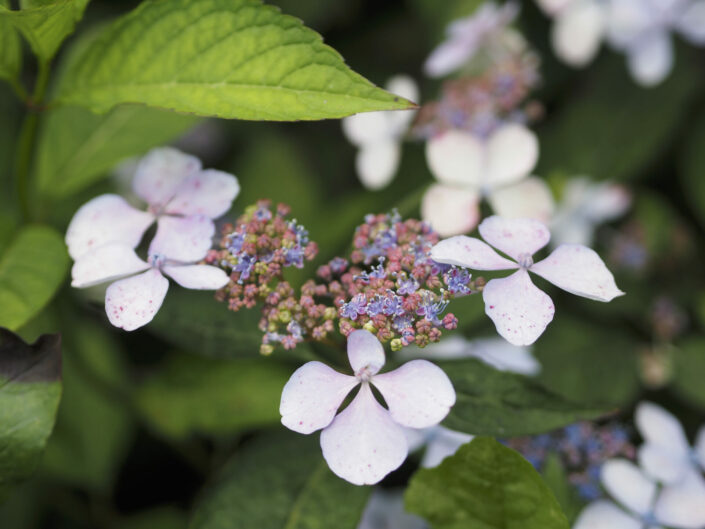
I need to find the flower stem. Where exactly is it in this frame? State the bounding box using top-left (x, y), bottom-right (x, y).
top-left (15, 59), bottom-right (51, 221)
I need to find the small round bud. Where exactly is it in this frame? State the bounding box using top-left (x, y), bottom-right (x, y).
top-left (260, 344), bottom-right (274, 356)
top-left (390, 338), bottom-right (403, 352)
top-left (363, 321), bottom-right (377, 334)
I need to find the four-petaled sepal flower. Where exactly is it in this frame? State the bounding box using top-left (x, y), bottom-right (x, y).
top-left (279, 330), bottom-right (456, 485)
top-left (431, 216), bottom-right (623, 346)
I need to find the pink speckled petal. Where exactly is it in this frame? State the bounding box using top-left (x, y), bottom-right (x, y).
top-left (148, 215), bottom-right (215, 263)
top-left (320, 383), bottom-right (407, 485)
top-left (165, 169), bottom-right (240, 218)
top-left (71, 243), bottom-right (149, 288)
top-left (531, 244), bottom-right (624, 301)
top-left (478, 216), bottom-right (551, 260)
top-left (483, 270), bottom-right (555, 346)
top-left (373, 360), bottom-right (456, 429)
top-left (347, 330), bottom-right (386, 376)
top-left (133, 147), bottom-right (201, 207)
top-left (430, 235), bottom-right (517, 270)
top-left (280, 361), bottom-right (358, 434)
top-left (162, 264), bottom-right (230, 290)
top-left (105, 268), bottom-right (169, 331)
top-left (65, 194), bottom-right (154, 259)
top-left (421, 184), bottom-right (481, 237)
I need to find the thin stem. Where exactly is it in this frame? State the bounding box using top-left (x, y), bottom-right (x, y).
top-left (15, 59), bottom-right (51, 221)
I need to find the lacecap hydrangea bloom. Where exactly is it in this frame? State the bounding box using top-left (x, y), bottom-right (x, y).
top-left (431, 216), bottom-right (623, 345)
top-left (66, 147), bottom-right (238, 330)
top-left (280, 330), bottom-right (456, 485)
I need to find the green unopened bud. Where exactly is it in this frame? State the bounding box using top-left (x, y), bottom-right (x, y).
top-left (390, 338), bottom-right (403, 352)
top-left (279, 310), bottom-right (292, 323)
top-left (254, 262), bottom-right (268, 275)
top-left (363, 322), bottom-right (377, 334)
top-left (267, 322), bottom-right (278, 332)
top-left (260, 344), bottom-right (274, 356)
top-left (323, 307), bottom-right (337, 320)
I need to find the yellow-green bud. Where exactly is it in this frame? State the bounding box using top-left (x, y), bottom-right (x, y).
top-left (260, 344), bottom-right (274, 356)
top-left (279, 310), bottom-right (292, 323)
top-left (323, 307), bottom-right (337, 320)
top-left (363, 322), bottom-right (377, 334)
top-left (390, 338), bottom-right (403, 352)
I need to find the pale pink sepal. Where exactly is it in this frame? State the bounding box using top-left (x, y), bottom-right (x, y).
top-left (573, 500), bottom-right (642, 529)
top-left (320, 383), bottom-right (407, 485)
top-left (421, 184), bottom-right (480, 237)
top-left (347, 329), bottom-right (385, 376)
top-left (531, 244), bottom-right (624, 301)
top-left (280, 361), bottom-right (357, 435)
top-left (478, 216), bottom-right (550, 261)
top-left (373, 359), bottom-right (455, 429)
top-left (163, 264), bottom-right (230, 290)
top-left (65, 194), bottom-right (154, 259)
top-left (105, 268), bottom-right (169, 331)
top-left (132, 147), bottom-right (201, 208)
top-left (148, 215), bottom-right (215, 262)
top-left (482, 270), bottom-right (555, 346)
top-left (484, 124), bottom-right (539, 188)
top-left (425, 130), bottom-right (483, 187)
top-left (71, 243), bottom-right (149, 288)
top-left (430, 235), bottom-right (517, 270)
top-left (600, 459), bottom-right (656, 517)
top-left (165, 169), bottom-right (240, 218)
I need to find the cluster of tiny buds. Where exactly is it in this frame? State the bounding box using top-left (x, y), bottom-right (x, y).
top-left (503, 421), bottom-right (635, 501)
top-left (208, 200), bottom-right (317, 312)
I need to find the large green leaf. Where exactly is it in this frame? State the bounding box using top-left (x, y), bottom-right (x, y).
top-left (537, 53), bottom-right (700, 182)
top-left (41, 320), bottom-right (134, 491)
top-left (54, 0), bottom-right (415, 120)
top-left (135, 353), bottom-right (290, 439)
top-left (679, 107), bottom-right (705, 229)
top-left (189, 432), bottom-right (370, 529)
top-left (0, 0), bottom-right (21, 85)
top-left (0, 0), bottom-right (89, 61)
top-left (440, 359), bottom-right (609, 436)
top-left (0, 225), bottom-right (69, 331)
top-left (405, 437), bottom-right (569, 529)
top-left (0, 328), bottom-right (62, 501)
top-left (35, 104), bottom-right (198, 198)
top-left (671, 337), bottom-right (705, 411)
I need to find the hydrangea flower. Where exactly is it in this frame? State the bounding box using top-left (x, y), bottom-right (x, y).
top-left (573, 458), bottom-right (705, 529)
top-left (422, 124), bottom-right (554, 236)
top-left (605, 0), bottom-right (705, 86)
top-left (535, 0), bottom-right (606, 67)
top-left (342, 76), bottom-right (419, 190)
top-left (71, 215), bottom-right (229, 330)
top-left (430, 216), bottom-right (623, 345)
top-left (635, 401), bottom-right (705, 485)
top-left (550, 177), bottom-right (631, 247)
top-left (423, 1), bottom-right (519, 78)
top-left (279, 330), bottom-right (456, 485)
top-left (66, 147), bottom-right (239, 260)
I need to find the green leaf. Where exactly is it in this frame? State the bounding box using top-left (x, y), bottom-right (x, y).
top-left (35, 104), bottom-right (199, 198)
top-left (189, 432), bottom-right (370, 529)
top-left (0, 328), bottom-right (62, 501)
top-left (120, 507), bottom-right (187, 529)
top-left (135, 353), bottom-right (290, 439)
top-left (533, 318), bottom-right (639, 407)
top-left (440, 359), bottom-right (609, 436)
top-left (541, 455), bottom-right (583, 523)
top-left (405, 437), bottom-right (569, 529)
top-left (672, 337), bottom-right (705, 411)
top-left (41, 320), bottom-right (134, 491)
top-left (537, 53), bottom-right (700, 182)
top-left (0, 225), bottom-right (69, 331)
top-left (0, 0), bottom-right (90, 61)
top-left (679, 107), bottom-right (705, 229)
top-left (0, 0), bottom-right (21, 85)
top-left (54, 0), bottom-right (415, 120)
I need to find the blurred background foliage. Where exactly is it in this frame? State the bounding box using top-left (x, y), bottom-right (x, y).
top-left (2, 0), bottom-right (705, 527)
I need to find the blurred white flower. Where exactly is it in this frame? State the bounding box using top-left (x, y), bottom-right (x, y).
top-left (635, 401), bottom-right (705, 485)
top-left (573, 459), bottom-right (705, 529)
top-left (550, 177), bottom-right (631, 247)
top-left (424, 1), bottom-right (520, 78)
top-left (342, 75), bottom-right (419, 190)
top-left (406, 425), bottom-right (474, 469)
top-left (605, 0), bottom-right (705, 86)
top-left (536, 0), bottom-right (607, 66)
top-left (431, 216), bottom-right (623, 345)
top-left (357, 489), bottom-right (429, 529)
top-left (421, 124), bottom-right (554, 236)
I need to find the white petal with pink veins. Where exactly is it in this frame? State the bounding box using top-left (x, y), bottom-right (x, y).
top-left (162, 265), bottom-right (230, 290)
top-left (421, 184), bottom-right (481, 237)
top-left (530, 244), bottom-right (624, 301)
top-left (71, 243), bottom-right (149, 288)
top-left (148, 215), bottom-right (215, 263)
top-left (280, 361), bottom-right (358, 434)
top-left (105, 268), bottom-right (169, 331)
top-left (482, 270), bottom-right (555, 346)
top-left (431, 235), bottom-right (517, 270)
top-left (488, 177), bottom-right (555, 222)
top-left (320, 383), bottom-right (407, 485)
top-left (478, 216), bottom-right (551, 261)
top-left (133, 147), bottom-right (201, 208)
top-left (573, 500), bottom-right (642, 529)
top-left (484, 124), bottom-right (539, 189)
top-left (601, 459), bottom-right (656, 517)
top-left (347, 329), bottom-right (386, 376)
top-left (425, 130), bottom-right (484, 187)
top-left (165, 169), bottom-right (239, 218)
top-left (372, 360), bottom-right (455, 429)
top-left (65, 194), bottom-right (154, 259)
